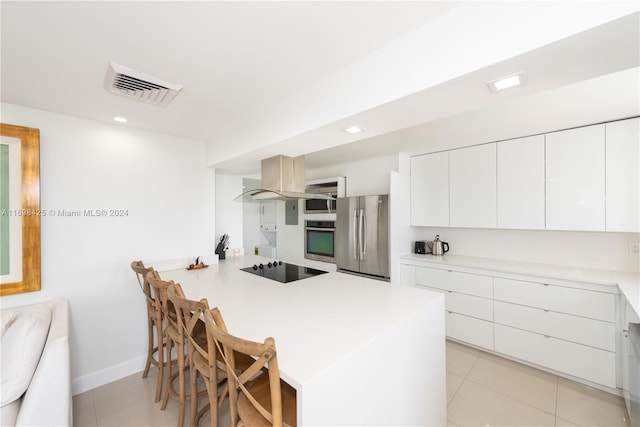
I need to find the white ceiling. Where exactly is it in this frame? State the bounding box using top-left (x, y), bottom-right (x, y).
top-left (2, 2), bottom-right (639, 175)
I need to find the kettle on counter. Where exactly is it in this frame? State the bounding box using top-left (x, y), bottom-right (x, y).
top-left (431, 235), bottom-right (449, 256)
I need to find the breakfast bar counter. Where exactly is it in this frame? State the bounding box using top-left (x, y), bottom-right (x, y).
top-left (160, 255), bottom-right (446, 426)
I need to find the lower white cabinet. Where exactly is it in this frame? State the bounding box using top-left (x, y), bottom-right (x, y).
top-left (416, 267), bottom-right (494, 350)
top-left (417, 283), bottom-right (494, 350)
top-left (418, 285), bottom-right (493, 321)
top-left (416, 267), bottom-right (493, 299)
top-left (494, 324), bottom-right (616, 388)
top-left (493, 277), bottom-right (615, 322)
top-left (494, 301), bottom-right (615, 351)
top-left (404, 260), bottom-right (619, 389)
top-left (446, 312), bottom-right (493, 350)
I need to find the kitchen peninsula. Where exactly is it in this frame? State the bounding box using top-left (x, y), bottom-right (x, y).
top-left (160, 255), bottom-right (446, 426)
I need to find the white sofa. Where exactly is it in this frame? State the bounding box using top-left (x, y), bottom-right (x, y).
top-left (0, 299), bottom-right (72, 426)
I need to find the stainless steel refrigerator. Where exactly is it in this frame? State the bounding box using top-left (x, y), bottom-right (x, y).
top-left (335, 195), bottom-right (390, 281)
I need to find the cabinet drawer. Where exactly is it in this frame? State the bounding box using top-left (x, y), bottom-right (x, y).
top-left (494, 301), bottom-right (615, 351)
top-left (495, 324), bottom-right (615, 388)
top-left (493, 277), bottom-right (614, 322)
top-left (418, 285), bottom-right (493, 321)
top-left (416, 267), bottom-right (493, 298)
top-left (446, 312), bottom-right (493, 350)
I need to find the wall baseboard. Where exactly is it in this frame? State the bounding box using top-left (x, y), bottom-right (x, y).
top-left (72, 355), bottom-right (146, 395)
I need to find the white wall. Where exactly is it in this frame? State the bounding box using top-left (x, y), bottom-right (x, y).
top-left (411, 227), bottom-right (640, 273)
top-left (242, 178), bottom-right (271, 254)
top-left (0, 103), bottom-right (215, 393)
top-left (215, 174), bottom-right (243, 251)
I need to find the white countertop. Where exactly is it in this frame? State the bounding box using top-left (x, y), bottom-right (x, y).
top-left (401, 253), bottom-right (640, 320)
top-left (160, 255), bottom-right (443, 389)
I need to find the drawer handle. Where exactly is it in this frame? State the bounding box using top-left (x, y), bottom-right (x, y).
top-left (544, 335), bottom-right (551, 338)
top-left (447, 310), bottom-right (453, 314)
top-left (447, 290), bottom-right (453, 293)
top-left (543, 283), bottom-right (550, 286)
top-left (543, 309), bottom-right (550, 313)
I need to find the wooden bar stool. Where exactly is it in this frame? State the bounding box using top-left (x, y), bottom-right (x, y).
top-left (130, 260), bottom-right (164, 402)
top-left (204, 308), bottom-right (297, 427)
top-left (148, 272), bottom-right (205, 427)
top-left (167, 284), bottom-right (222, 427)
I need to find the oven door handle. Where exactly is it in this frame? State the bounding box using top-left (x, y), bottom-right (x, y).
top-left (305, 227), bottom-right (335, 232)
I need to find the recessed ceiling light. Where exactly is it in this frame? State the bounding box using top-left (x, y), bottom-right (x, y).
top-left (344, 126), bottom-right (364, 134)
top-left (113, 116), bottom-right (128, 123)
top-left (487, 72), bottom-right (527, 93)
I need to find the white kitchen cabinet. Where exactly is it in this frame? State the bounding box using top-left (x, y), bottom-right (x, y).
top-left (416, 285), bottom-right (493, 349)
top-left (493, 277), bottom-right (615, 322)
top-left (410, 152), bottom-right (449, 226)
top-left (401, 255), bottom-right (621, 389)
top-left (494, 300), bottom-right (615, 351)
top-left (419, 285), bottom-right (493, 321)
top-left (491, 276), bottom-right (616, 388)
top-left (497, 135), bottom-right (545, 229)
top-left (494, 324), bottom-right (616, 388)
top-left (545, 124), bottom-right (606, 231)
top-left (416, 266), bottom-right (494, 350)
top-left (446, 312), bottom-right (494, 350)
top-left (449, 143), bottom-right (497, 228)
top-left (416, 267), bottom-right (493, 299)
top-left (606, 117), bottom-right (639, 232)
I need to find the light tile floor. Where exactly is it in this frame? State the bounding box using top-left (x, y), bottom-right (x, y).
top-left (74, 340), bottom-right (630, 426)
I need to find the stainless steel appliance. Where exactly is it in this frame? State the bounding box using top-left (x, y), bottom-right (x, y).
top-left (240, 260), bottom-right (327, 283)
top-left (234, 155), bottom-right (335, 202)
top-left (304, 181), bottom-right (338, 213)
top-left (431, 235), bottom-right (450, 256)
top-left (336, 195), bottom-right (389, 281)
top-left (304, 220), bottom-right (335, 263)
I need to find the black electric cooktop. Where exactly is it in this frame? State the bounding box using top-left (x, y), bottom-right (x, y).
top-left (240, 261), bottom-right (327, 284)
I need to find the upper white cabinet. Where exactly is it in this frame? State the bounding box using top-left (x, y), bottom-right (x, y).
top-left (497, 135), bottom-right (545, 229)
top-left (545, 124), bottom-right (606, 231)
top-left (606, 118), bottom-right (639, 232)
top-left (449, 143), bottom-right (497, 228)
top-left (409, 117), bottom-right (638, 231)
top-left (410, 152), bottom-right (449, 227)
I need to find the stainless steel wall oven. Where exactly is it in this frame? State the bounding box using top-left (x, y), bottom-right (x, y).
top-left (304, 220), bottom-right (335, 263)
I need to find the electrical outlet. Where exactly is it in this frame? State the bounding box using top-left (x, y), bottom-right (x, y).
top-left (630, 243), bottom-right (640, 255)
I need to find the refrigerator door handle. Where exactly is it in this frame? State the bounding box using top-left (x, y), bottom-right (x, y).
top-left (359, 208), bottom-right (365, 260)
top-left (353, 208), bottom-right (359, 260)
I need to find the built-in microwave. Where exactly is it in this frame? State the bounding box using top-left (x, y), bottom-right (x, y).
top-left (304, 182), bottom-right (338, 213)
top-left (304, 220), bottom-right (335, 263)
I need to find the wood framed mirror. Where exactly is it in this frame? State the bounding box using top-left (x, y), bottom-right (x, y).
top-left (0, 123), bottom-right (41, 296)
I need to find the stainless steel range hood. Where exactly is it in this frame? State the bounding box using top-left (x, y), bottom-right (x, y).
top-left (234, 155), bottom-right (334, 202)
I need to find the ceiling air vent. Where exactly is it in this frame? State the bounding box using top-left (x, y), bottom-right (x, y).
top-left (104, 62), bottom-right (183, 106)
